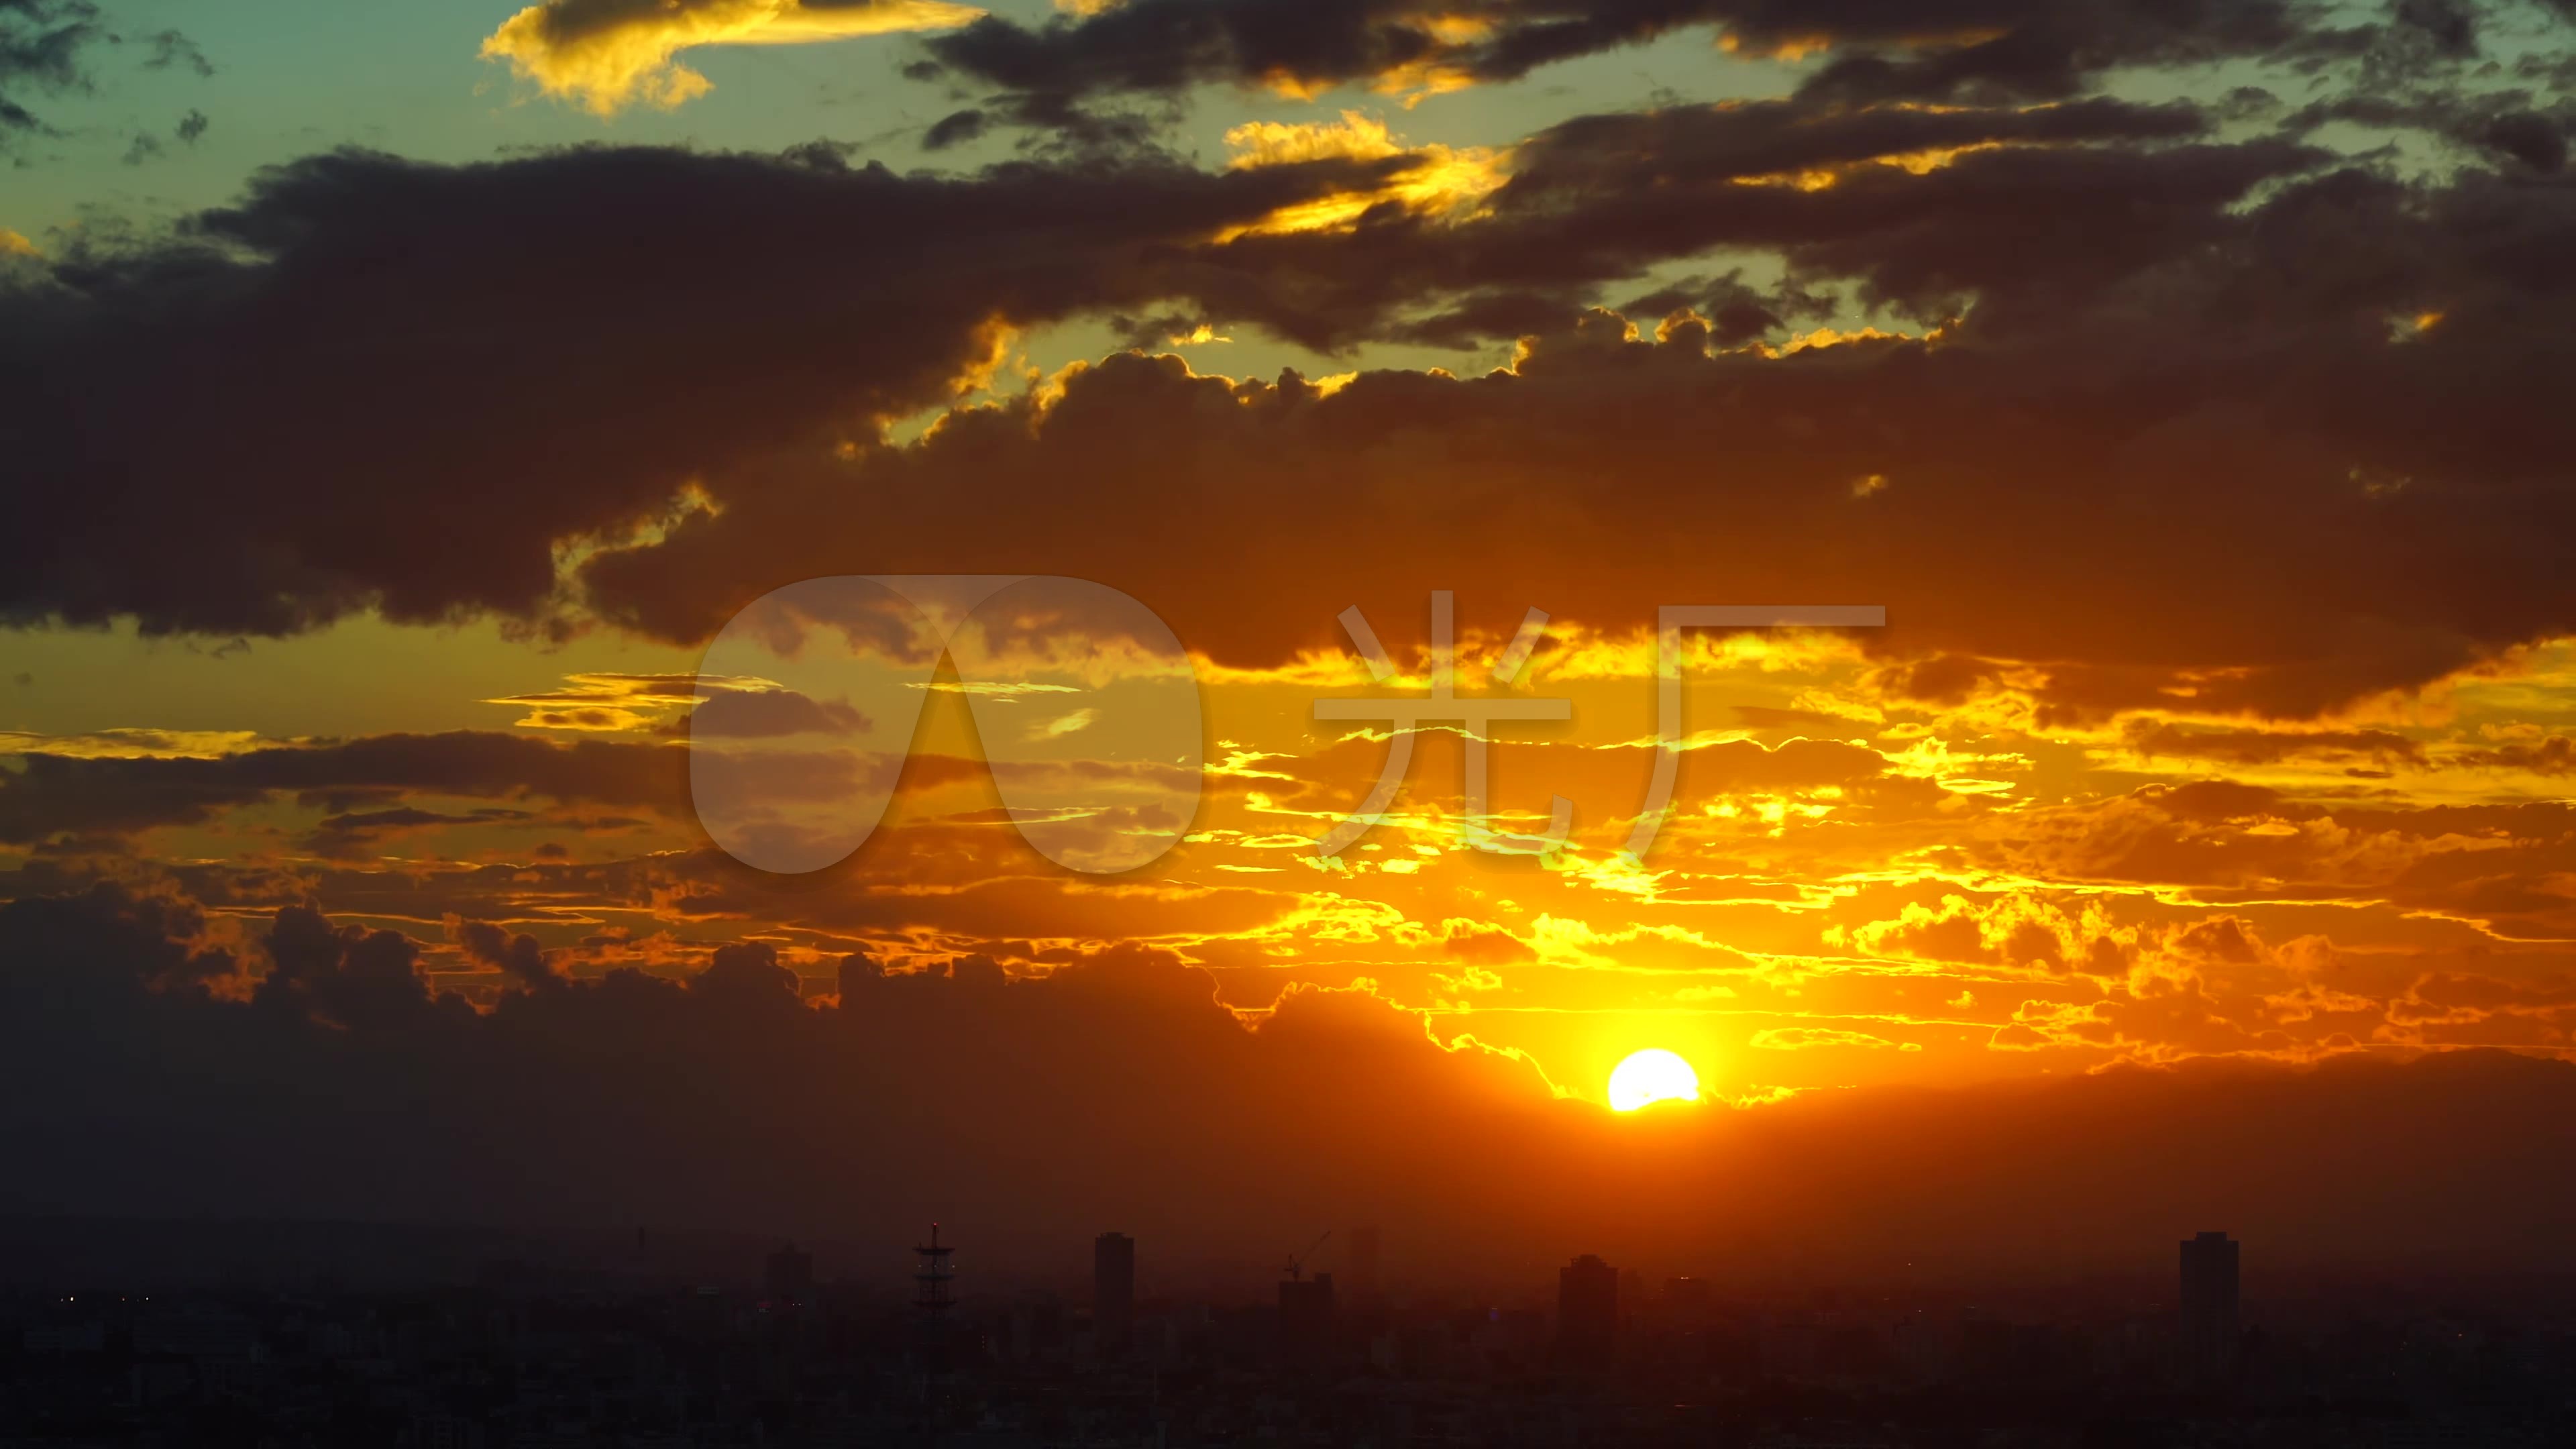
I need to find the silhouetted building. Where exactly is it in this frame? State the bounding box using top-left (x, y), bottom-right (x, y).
top-left (914, 1223), bottom-right (957, 1345)
top-left (1347, 1225), bottom-right (1381, 1306)
top-left (2180, 1230), bottom-right (2240, 1383)
top-left (1558, 1254), bottom-right (1618, 1366)
top-left (764, 1242), bottom-right (813, 1307)
top-left (1278, 1272), bottom-right (1336, 1376)
top-left (1093, 1232), bottom-right (1134, 1352)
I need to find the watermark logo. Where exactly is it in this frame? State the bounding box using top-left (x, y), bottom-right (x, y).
top-left (1316, 592), bottom-right (1570, 857)
top-left (688, 578), bottom-right (1879, 875)
top-left (1623, 605), bottom-right (1884, 861)
top-left (689, 576), bottom-right (1201, 875)
top-left (1311, 597), bottom-right (1884, 863)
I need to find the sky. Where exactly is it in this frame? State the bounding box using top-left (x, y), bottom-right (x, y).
top-left (5, 0), bottom-right (2576, 1274)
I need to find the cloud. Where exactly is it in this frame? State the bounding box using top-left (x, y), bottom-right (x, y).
top-left (912, 0), bottom-right (2334, 125)
top-left (476, 672), bottom-right (873, 739)
top-left (9, 65), bottom-right (2576, 726)
top-left (482, 0), bottom-right (983, 114)
top-left (0, 731), bottom-right (689, 845)
top-left (0, 142), bottom-right (1381, 639)
top-left (1217, 109), bottom-right (1506, 235)
top-left (1036, 706), bottom-right (1097, 737)
top-left (574, 260), bottom-right (2576, 722)
top-left (0, 727), bottom-right (273, 760)
top-left (2120, 721), bottom-right (2430, 770)
top-left (1844, 892), bottom-right (2135, 977)
top-left (2457, 735), bottom-right (2576, 775)
top-left (305, 804), bottom-right (535, 859)
top-left (141, 29), bottom-right (214, 78)
top-left (689, 686), bottom-right (873, 739)
top-left (1441, 918), bottom-right (1537, 965)
top-left (1945, 782), bottom-right (2576, 935)
top-left (448, 914), bottom-right (564, 987)
top-left (0, 7), bottom-right (213, 150)
top-left (0, 0), bottom-right (100, 143)
top-left (921, 107), bottom-right (988, 149)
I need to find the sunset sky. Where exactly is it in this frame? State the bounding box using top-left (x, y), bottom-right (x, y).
top-left (6, 0), bottom-right (2576, 1271)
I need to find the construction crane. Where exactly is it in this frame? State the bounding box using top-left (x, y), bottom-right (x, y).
top-left (1283, 1230), bottom-right (1332, 1281)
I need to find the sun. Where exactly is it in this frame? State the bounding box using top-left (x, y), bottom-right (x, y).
top-left (1607, 1049), bottom-right (1701, 1112)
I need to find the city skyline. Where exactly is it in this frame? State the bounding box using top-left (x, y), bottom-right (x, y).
top-left (18, 1214), bottom-right (2541, 1447)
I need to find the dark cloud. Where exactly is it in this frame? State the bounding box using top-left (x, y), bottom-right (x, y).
top-left (684, 687), bottom-right (873, 739)
top-left (2479, 110), bottom-right (2571, 173)
top-left (1619, 268), bottom-right (1838, 347)
top-left (0, 731), bottom-right (688, 845)
top-left (0, 7), bottom-right (211, 147)
top-left (0, 142), bottom-right (1385, 637)
top-left (2283, 89), bottom-right (2576, 176)
top-left (5, 73), bottom-right (2576, 720)
top-left (2121, 722), bottom-right (2432, 769)
top-left (140, 27), bottom-right (213, 78)
top-left (1469, 97), bottom-right (2249, 325)
top-left (304, 804), bottom-right (533, 857)
top-left (2457, 735), bottom-right (2576, 774)
top-left (574, 221), bottom-right (2576, 722)
top-left (1054, 105), bottom-right (2308, 358)
top-left (921, 106), bottom-right (987, 150)
top-left (1790, 3), bottom-right (2314, 108)
top-left (916, 0), bottom-right (2322, 122)
top-left (448, 914), bottom-right (563, 987)
top-left (0, 0), bottom-right (98, 140)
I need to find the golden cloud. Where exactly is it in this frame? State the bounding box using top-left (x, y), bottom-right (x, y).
top-left (482, 0), bottom-right (982, 115)
top-left (0, 728), bottom-right (276, 761)
top-left (1219, 111), bottom-right (1507, 237)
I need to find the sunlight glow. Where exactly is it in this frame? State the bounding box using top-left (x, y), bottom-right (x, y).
top-left (1607, 1049), bottom-right (1701, 1112)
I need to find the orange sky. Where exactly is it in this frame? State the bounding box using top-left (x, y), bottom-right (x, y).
top-left (9, 570), bottom-right (2575, 1110)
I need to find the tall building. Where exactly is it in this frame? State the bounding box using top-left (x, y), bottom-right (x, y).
top-left (1093, 1232), bottom-right (1135, 1352)
top-left (1557, 1254), bottom-right (1618, 1367)
top-left (764, 1242), bottom-right (813, 1307)
top-left (2180, 1230), bottom-right (2240, 1384)
top-left (1277, 1272), bottom-right (1336, 1377)
top-left (1346, 1225), bottom-right (1381, 1306)
top-left (914, 1225), bottom-right (956, 1322)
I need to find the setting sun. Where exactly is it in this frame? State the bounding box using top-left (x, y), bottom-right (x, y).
top-left (1607, 1049), bottom-right (1701, 1112)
